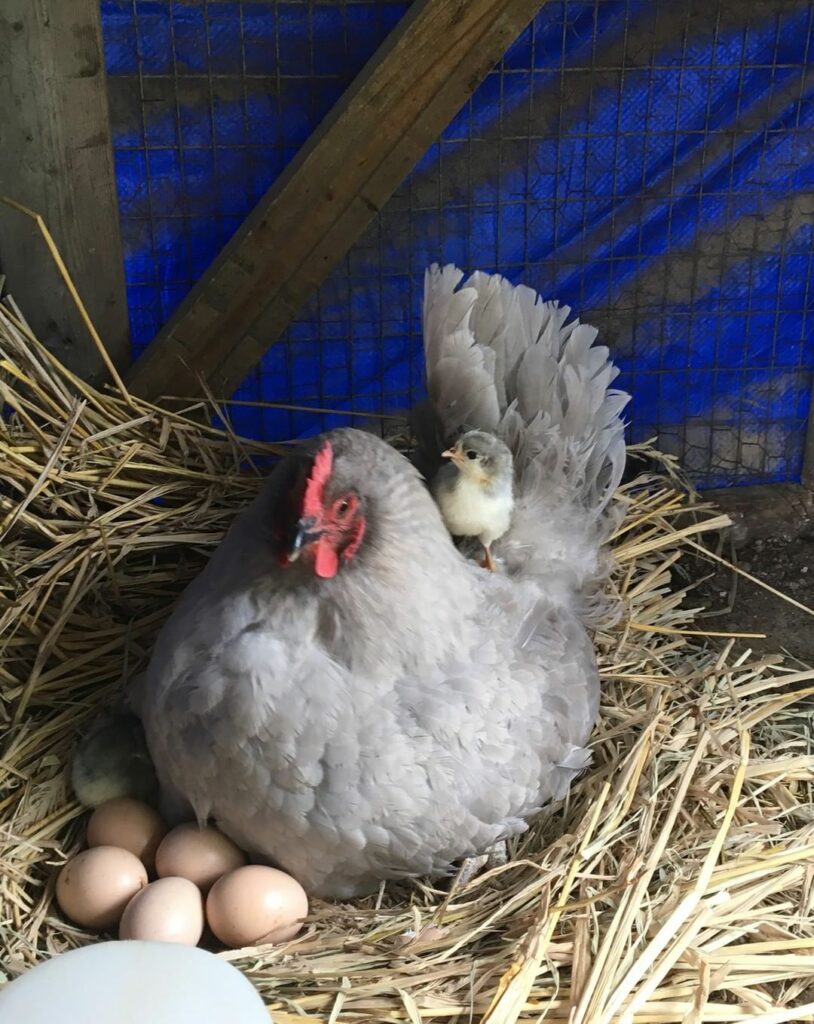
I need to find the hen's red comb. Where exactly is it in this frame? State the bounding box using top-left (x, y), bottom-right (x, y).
top-left (302, 441), bottom-right (333, 518)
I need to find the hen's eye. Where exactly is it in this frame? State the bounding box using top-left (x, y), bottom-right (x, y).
top-left (336, 499), bottom-right (350, 516)
top-left (466, 450), bottom-right (478, 460)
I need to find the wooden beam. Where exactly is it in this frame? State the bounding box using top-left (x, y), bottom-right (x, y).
top-left (127, 0), bottom-right (546, 402)
top-left (0, 1), bottom-right (129, 383)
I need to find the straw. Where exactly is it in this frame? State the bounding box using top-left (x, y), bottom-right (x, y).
top-left (0, 265), bottom-right (812, 1022)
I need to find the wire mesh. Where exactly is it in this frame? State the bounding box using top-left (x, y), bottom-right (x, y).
top-left (101, 0), bottom-right (814, 487)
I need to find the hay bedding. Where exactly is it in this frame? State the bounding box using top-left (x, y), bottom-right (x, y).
top-left (1, 270), bottom-right (814, 1023)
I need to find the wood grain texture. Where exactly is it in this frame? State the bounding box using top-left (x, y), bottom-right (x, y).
top-left (127, 0), bottom-right (547, 401)
top-left (0, 1), bottom-right (130, 383)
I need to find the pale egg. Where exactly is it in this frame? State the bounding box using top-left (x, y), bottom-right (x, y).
top-left (86, 798), bottom-right (168, 872)
top-left (56, 846), bottom-right (148, 930)
top-left (155, 823), bottom-right (246, 892)
top-left (0, 941), bottom-right (270, 1024)
top-left (119, 877), bottom-right (204, 945)
top-left (205, 865), bottom-right (308, 949)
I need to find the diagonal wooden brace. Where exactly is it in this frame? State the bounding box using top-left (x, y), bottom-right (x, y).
top-left (127, 0), bottom-right (547, 402)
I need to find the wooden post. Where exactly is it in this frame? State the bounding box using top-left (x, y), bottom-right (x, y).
top-left (0, 1), bottom-right (129, 383)
top-left (127, 0), bottom-right (546, 402)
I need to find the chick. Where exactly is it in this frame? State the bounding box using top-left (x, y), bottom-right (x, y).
top-left (72, 711), bottom-right (159, 808)
top-left (431, 430), bottom-right (514, 571)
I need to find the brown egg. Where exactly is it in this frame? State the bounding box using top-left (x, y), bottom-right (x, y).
top-left (155, 823), bottom-right (247, 892)
top-left (86, 798), bottom-right (168, 872)
top-left (56, 846), bottom-right (148, 930)
top-left (205, 865), bottom-right (308, 948)
top-left (119, 876), bottom-right (204, 945)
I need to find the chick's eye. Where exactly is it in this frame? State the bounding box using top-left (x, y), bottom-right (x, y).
top-left (466, 450), bottom-right (478, 460)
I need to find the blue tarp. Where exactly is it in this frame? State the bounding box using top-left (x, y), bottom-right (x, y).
top-left (101, 0), bottom-right (814, 486)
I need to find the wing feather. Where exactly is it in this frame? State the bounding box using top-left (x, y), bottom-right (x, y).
top-left (417, 263), bottom-right (630, 621)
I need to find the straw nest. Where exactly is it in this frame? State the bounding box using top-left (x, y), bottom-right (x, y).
top-left (1, 271), bottom-right (814, 1024)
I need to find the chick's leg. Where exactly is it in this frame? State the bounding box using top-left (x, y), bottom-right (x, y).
top-left (480, 543), bottom-right (496, 571)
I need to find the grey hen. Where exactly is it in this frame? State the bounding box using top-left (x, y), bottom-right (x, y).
top-left (100, 265), bottom-right (629, 899)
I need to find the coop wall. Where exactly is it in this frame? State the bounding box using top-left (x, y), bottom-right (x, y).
top-left (71, 1), bottom-right (814, 485)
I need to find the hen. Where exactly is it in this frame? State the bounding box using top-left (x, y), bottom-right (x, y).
top-left (114, 266), bottom-right (629, 899)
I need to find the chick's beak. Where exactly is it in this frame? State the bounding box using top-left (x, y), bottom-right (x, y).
top-left (442, 445), bottom-right (465, 466)
top-left (287, 515), bottom-right (325, 562)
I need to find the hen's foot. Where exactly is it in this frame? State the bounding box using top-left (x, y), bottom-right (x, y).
top-left (454, 840), bottom-right (508, 889)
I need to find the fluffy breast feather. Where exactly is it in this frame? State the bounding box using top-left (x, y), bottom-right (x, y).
top-left (142, 563), bottom-right (597, 898)
top-left (433, 471), bottom-right (514, 545)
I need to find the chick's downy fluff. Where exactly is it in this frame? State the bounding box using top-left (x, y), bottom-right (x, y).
top-left (431, 429), bottom-right (514, 570)
top-left (72, 710), bottom-right (158, 808)
top-left (97, 265), bottom-right (629, 899)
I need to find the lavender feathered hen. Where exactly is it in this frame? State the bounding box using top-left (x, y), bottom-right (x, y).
top-left (128, 265), bottom-right (629, 899)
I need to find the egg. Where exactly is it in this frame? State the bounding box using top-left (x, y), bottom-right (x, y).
top-left (56, 846), bottom-right (148, 930)
top-left (205, 865), bottom-right (308, 948)
top-left (0, 941), bottom-right (271, 1024)
top-left (119, 877), bottom-right (204, 945)
top-left (155, 823), bottom-right (246, 892)
top-left (86, 798), bottom-right (168, 872)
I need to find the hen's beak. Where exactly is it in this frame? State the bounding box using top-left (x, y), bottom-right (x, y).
top-left (287, 515), bottom-right (325, 562)
top-left (442, 445), bottom-right (465, 466)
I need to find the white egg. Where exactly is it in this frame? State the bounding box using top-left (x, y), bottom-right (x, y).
top-left (0, 941), bottom-right (268, 1024)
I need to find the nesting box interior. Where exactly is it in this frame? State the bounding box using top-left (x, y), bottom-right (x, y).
top-left (1, 1), bottom-right (814, 1021)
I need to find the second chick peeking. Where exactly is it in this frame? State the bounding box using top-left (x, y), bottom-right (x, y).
top-left (431, 430), bottom-right (515, 571)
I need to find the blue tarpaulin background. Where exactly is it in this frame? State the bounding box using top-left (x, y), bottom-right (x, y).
top-left (101, 0), bottom-right (814, 486)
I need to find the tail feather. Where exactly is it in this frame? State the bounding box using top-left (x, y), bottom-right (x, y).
top-left (419, 263), bottom-right (630, 616)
